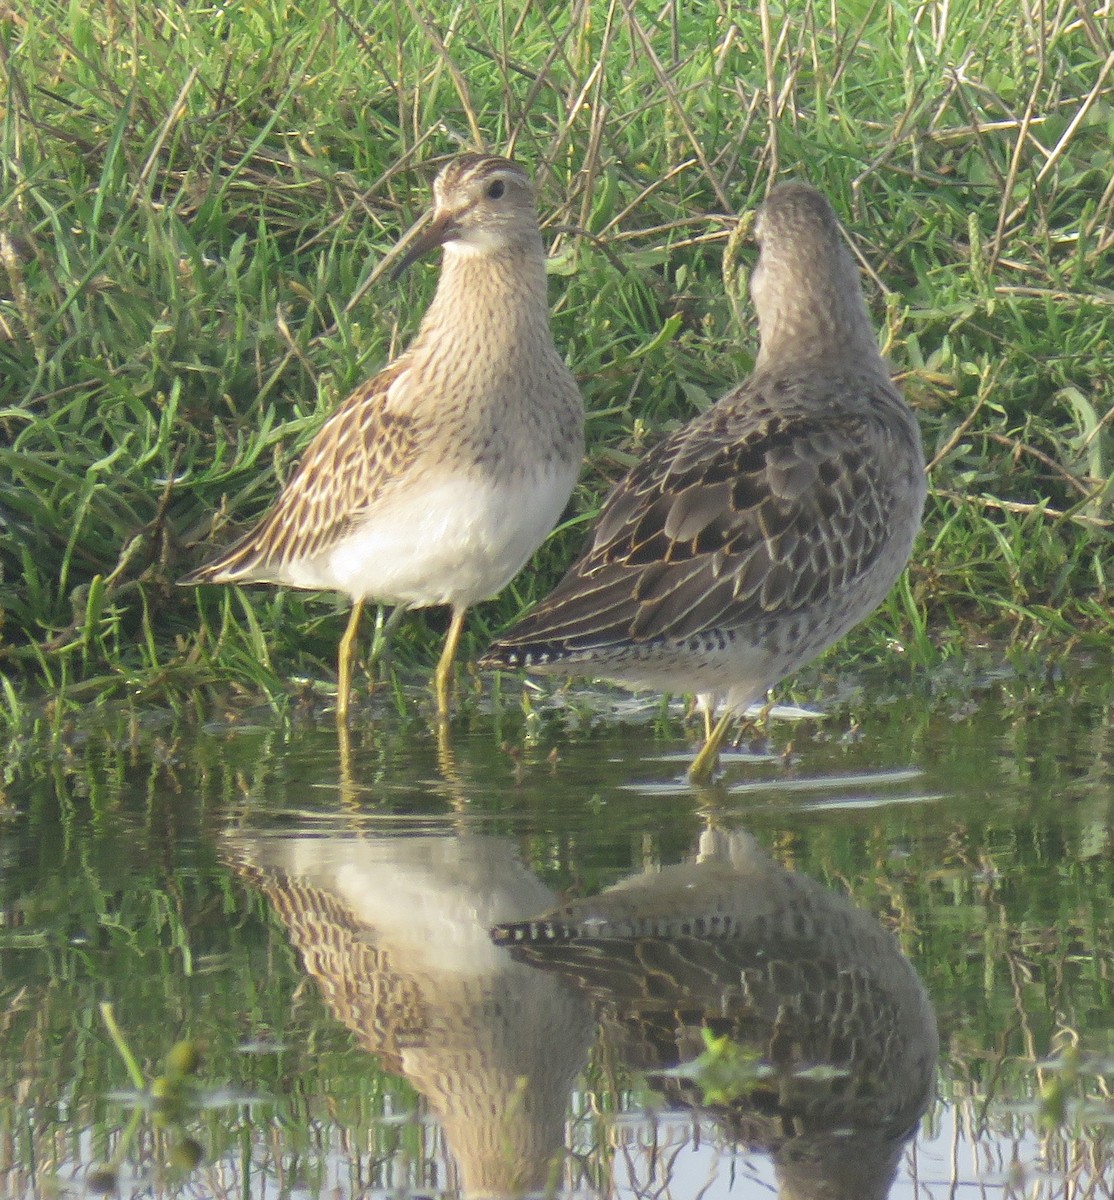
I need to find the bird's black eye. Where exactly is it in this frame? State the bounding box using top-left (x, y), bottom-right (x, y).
top-left (486, 179), bottom-right (506, 200)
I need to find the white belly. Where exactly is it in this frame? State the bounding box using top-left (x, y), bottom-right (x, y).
top-left (282, 464), bottom-right (577, 608)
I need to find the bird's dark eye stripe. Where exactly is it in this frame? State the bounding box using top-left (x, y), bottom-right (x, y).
top-left (486, 179), bottom-right (506, 199)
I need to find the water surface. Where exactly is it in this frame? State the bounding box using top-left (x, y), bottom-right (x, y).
top-left (1, 660), bottom-right (1112, 1198)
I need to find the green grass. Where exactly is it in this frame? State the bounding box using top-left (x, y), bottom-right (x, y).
top-left (1, 0), bottom-right (1111, 721)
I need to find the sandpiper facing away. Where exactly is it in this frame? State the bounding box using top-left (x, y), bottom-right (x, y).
top-left (181, 154), bottom-right (584, 721)
top-left (481, 182), bottom-right (925, 782)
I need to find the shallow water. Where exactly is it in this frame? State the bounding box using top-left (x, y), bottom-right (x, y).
top-left (1, 658), bottom-right (1112, 1199)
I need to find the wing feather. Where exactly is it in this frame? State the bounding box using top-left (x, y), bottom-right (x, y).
top-left (487, 368), bottom-right (916, 660)
top-left (182, 363), bottom-right (420, 584)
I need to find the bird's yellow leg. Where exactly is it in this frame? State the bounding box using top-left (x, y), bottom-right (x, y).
top-left (336, 599), bottom-right (364, 724)
top-left (433, 607), bottom-right (467, 719)
top-left (689, 709), bottom-right (734, 785)
top-left (703, 706), bottom-right (714, 742)
top-left (337, 717), bottom-right (359, 809)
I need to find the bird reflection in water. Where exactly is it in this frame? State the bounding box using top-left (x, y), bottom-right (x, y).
top-left (224, 829), bottom-right (593, 1198)
top-left (226, 824), bottom-right (936, 1200)
top-left (496, 827), bottom-right (938, 1200)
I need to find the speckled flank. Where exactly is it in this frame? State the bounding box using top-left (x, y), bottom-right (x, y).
top-left (481, 181), bottom-right (925, 722)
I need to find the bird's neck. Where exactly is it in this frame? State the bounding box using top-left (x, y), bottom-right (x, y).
top-left (420, 239), bottom-right (551, 339)
top-left (750, 245), bottom-right (887, 373)
top-left (754, 279), bottom-right (883, 371)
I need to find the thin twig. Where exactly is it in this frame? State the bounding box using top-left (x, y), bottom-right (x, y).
top-left (932, 487), bottom-right (1112, 528)
top-left (925, 391), bottom-right (989, 475)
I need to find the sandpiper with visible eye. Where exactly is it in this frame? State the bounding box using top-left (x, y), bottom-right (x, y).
top-left (181, 154), bottom-right (585, 722)
top-left (481, 182), bottom-right (925, 782)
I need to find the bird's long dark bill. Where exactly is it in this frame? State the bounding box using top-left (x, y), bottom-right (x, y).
top-left (390, 212), bottom-right (459, 280)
